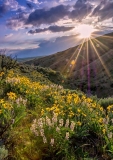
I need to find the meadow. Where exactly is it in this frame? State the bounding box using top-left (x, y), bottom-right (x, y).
top-left (0, 55), bottom-right (113, 160)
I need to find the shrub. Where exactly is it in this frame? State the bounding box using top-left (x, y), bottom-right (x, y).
top-left (0, 145), bottom-right (8, 160)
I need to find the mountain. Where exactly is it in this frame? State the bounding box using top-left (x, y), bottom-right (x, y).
top-left (24, 32), bottom-right (113, 97)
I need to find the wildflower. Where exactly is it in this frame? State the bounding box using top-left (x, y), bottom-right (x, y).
top-left (82, 113), bottom-right (86, 117)
top-left (59, 119), bottom-right (63, 127)
top-left (65, 132), bottom-right (69, 140)
top-left (50, 138), bottom-right (54, 146)
top-left (2, 102), bottom-right (12, 110)
top-left (41, 109), bottom-right (44, 115)
top-left (107, 105), bottom-right (113, 111)
top-left (23, 99), bottom-right (27, 105)
top-left (102, 129), bottom-right (106, 134)
top-left (0, 72), bottom-right (4, 77)
top-left (108, 132), bottom-right (112, 139)
top-left (65, 119), bottom-right (69, 128)
top-left (46, 116), bottom-right (52, 126)
top-left (16, 98), bottom-right (20, 105)
top-left (111, 119), bottom-right (113, 123)
top-left (38, 118), bottom-right (43, 128)
top-left (70, 121), bottom-right (75, 131)
top-left (77, 121), bottom-right (82, 126)
top-left (52, 112), bottom-right (57, 124)
top-left (77, 109), bottom-right (81, 113)
top-left (33, 119), bottom-right (37, 124)
top-left (99, 118), bottom-right (103, 123)
top-left (7, 92), bottom-right (17, 100)
top-left (56, 127), bottom-right (60, 132)
top-left (69, 111), bottom-right (74, 117)
top-left (30, 123), bottom-right (36, 133)
top-left (0, 99), bottom-right (4, 104)
top-left (0, 110), bottom-right (2, 114)
top-left (12, 119), bottom-right (15, 124)
top-left (106, 116), bottom-right (109, 124)
top-left (99, 107), bottom-right (103, 111)
top-left (40, 129), bottom-right (44, 137)
top-left (43, 136), bottom-right (47, 143)
top-left (103, 118), bottom-right (106, 124)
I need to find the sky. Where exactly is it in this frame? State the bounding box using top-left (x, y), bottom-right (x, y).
top-left (0, 0), bottom-right (113, 58)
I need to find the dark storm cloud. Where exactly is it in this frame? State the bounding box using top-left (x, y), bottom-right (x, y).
top-left (92, 0), bottom-right (113, 21)
top-left (28, 25), bottom-right (74, 34)
top-left (26, 5), bottom-right (70, 25)
top-left (69, 0), bottom-right (93, 20)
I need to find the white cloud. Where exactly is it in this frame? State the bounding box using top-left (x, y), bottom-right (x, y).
top-left (26, 0), bottom-right (39, 4)
top-left (5, 33), bottom-right (13, 38)
top-left (4, 0), bottom-right (22, 11)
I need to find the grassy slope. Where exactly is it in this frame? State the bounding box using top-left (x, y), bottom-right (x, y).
top-left (24, 32), bottom-right (113, 97)
top-left (1, 56), bottom-right (113, 159)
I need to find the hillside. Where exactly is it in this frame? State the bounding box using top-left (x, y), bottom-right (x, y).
top-left (25, 32), bottom-right (113, 97)
top-left (1, 55), bottom-right (113, 159)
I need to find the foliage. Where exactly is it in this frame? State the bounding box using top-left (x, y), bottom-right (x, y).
top-left (0, 51), bottom-right (17, 76)
top-left (0, 145), bottom-right (8, 160)
top-left (1, 57), bottom-right (113, 159)
top-left (98, 97), bottom-right (113, 109)
top-left (36, 66), bottom-right (65, 85)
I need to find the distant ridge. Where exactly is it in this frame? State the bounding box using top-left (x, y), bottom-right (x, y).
top-left (17, 56), bottom-right (43, 62)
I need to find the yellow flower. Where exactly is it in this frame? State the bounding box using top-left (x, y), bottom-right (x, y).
top-left (77, 121), bottom-right (82, 126)
top-left (7, 92), bottom-right (17, 100)
top-left (2, 102), bottom-right (12, 109)
top-left (99, 107), bottom-right (103, 112)
top-left (99, 118), bottom-right (103, 123)
top-left (107, 105), bottom-right (113, 111)
top-left (0, 99), bottom-right (4, 104)
top-left (82, 113), bottom-right (86, 117)
top-left (0, 72), bottom-right (4, 77)
top-left (102, 129), bottom-right (106, 134)
top-left (41, 109), bottom-right (44, 115)
top-left (77, 109), bottom-right (81, 113)
top-left (0, 110), bottom-right (2, 114)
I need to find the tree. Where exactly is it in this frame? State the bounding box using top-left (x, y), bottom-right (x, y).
top-left (0, 50), bottom-right (17, 75)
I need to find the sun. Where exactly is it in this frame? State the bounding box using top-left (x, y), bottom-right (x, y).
top-left (77, 24), bottom-right (94, 38)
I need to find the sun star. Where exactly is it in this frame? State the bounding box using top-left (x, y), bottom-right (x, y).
top-left (77, 24), bottom-right (94, 38)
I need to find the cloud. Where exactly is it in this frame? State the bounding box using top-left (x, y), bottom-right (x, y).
top-left (11, 34), bottom-right (81, 58)
top-left (27, 5), bottom-right (70, 25)
top-left (0, 39), bottom-right (40, 51)
top-left (26, 2), bottom-right (34, 9)
top-left (59, 0), bottom-right (71, 2)
top-left (26, 0), bottom-right (39, 4)
top-left (0, 0), bottom-right (26, 17)
top-left (28, 25), bottom-right (75, 34)
top-left (69, 0), bottom-right (93, 20)
top-left (6, 12), bottom-right (29, 30)
top-left (0, 1), bottom-right (9, 16)
top-left (5, 0), bottom-right (113, 31)
top-left (5, 0), bottom-right (19, 11)
top-left (26, 1), bottom-right (93, 27)
top-left (5, 33), bottom-right (13, 38)
top-left (91, 0), bottom-right (113, 21)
